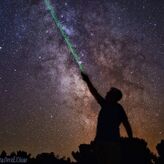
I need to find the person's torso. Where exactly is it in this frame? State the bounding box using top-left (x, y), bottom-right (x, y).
top-left (96, 102), bottom-right (124, 133)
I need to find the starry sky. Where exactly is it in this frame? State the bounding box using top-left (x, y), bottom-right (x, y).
top-left (0, 0), bottom-right (164, 158)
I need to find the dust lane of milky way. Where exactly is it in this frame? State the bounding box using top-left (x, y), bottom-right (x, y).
top-left (0, 0), bottom-right (163, 157)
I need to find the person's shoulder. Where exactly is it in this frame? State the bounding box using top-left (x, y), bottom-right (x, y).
top-left (117, 103), bottom-right (127, 118)
top-left (116, 103), bottom-right (123, 108)
top-left (116, 103), bottom-right (125, 111)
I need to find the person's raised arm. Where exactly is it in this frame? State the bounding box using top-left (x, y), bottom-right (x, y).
top-left (81, 72), bottom-right (104, 106)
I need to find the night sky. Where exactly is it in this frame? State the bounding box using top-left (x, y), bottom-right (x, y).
top-left (0, 0), bottom-right (164, 158)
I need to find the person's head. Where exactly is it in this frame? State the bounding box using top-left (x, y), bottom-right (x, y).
top-left (105, 87), bottom-right (122, 103)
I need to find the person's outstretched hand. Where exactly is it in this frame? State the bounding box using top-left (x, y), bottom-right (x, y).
top-left (81, 72), bottom-right (89, 82)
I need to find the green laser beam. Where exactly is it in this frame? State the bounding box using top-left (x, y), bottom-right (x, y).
top-left (44, 0), bottom-right (84, 71)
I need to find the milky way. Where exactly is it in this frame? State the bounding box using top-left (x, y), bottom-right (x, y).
top-left (0, 0), bottom-right (164, 158)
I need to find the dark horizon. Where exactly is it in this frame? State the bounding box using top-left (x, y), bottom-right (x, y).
top-left (0, 138), bottom-right (163, 164)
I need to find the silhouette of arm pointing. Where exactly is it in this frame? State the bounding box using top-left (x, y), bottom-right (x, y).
top-left (81, 72), bottom-right (104, 106)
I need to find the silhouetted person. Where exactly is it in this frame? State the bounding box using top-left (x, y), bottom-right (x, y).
top-left (81, 72), bottom-right (133, 142)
